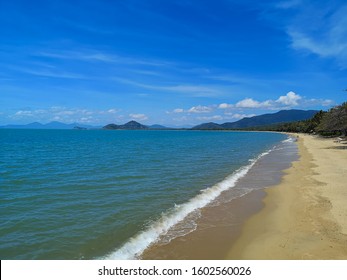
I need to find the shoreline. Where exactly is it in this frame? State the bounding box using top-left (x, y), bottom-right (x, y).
top-left (227, 134), bottom-right (347, 259)
top-left (141, 135), bottom-right (297, 259)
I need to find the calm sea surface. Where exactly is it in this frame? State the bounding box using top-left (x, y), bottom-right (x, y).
top-left (0, 129), bottom-right (289, 259)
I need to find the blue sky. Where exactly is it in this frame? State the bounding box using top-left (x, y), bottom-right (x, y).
top-left (1, 0), bottom-right (346, 126)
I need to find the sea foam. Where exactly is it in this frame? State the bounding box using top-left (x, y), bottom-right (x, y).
top-left (103, 149), bottom-right (272, 260)
top-left (282, 136), bottom-right (296, 143)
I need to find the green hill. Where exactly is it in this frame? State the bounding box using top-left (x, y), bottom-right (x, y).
top-left (192, 110), bottom-right (318, 130)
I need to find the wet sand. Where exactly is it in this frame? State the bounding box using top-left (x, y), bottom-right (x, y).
top-left (227, 134), bottom-right (347, 259)
top-left (142, 134), bottom-right (347, 260)
top-left (141, 137), bottom-right (297, 259)
top-left (141, 189), bottom-right (266, 259)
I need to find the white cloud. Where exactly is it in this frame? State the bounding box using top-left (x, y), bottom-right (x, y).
top-left (236, 98), bottom-right (261, 108)
top-left (52, 116), bottom-right (62, 121)
top-left (321, 99), bottom-right (335, 107)
top-left (56, 110), bottom-right (75, 116)
top-left (170, 106), bottom-right (215, 114)
top-left (218, 103), bottom-right (233, 109)
top-left (188, 105), bottom-right (213, 113)
top-left (171, 91), bottom-right (329, 125)
top-left (173, 108), bottom-right (184, 113)
top-left (301, 98), bottom-right (335, 107)
top-left (236, 98), bottom-right (272, 108)
top-left (226, 113), bottom-right (256, 120)
top-left (10, 106), bottom-right (123, 125)
top-left (223, 92), bottom-right (302, 110)
top-left (197, 115), bottom-right (224, 121)
top-left (14, 110), bottom-right (33, 116)
top-left (129, 113), bottom-right (148, 121)
top-left (107, 109), bottom-right (118, 114)
top-left (276, 91), bottom-right (301, 106)
top-left (79, 117), bottom-right (93, 123)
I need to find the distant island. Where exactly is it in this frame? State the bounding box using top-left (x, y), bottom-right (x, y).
top-left (2, 105), bottom-right (346, 136)
top-left (103, 109), bottom-right (319, 131)
top-left (0, 109), bottom-right (320, 131)
top-left (0, 121), bottom-right (101, 130)
top-left (103, 120), bottom-right (149, 130)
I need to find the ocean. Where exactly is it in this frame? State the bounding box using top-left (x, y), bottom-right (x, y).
top-left (0, 129), bottom-right (295, 259)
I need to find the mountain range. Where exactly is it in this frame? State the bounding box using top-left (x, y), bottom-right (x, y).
top-left (0, 121), bottom-right (100, 129)
top-left (191, 109), bottom-right (319, 130)
top-left (0, 109), bottom-right (319, 130)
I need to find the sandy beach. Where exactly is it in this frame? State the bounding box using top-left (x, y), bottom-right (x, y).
top-left (227, 134), bottom-right (347, 259)
top-left (141, 133), bottom-right (347, 260)
top-left (141, 134), bottom-right (297, 260)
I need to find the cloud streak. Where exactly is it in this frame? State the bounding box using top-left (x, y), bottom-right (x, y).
top-left (114, 77), bottom-right (227, 97)
top-left (37, 49), bottom-right (170, 66)
top-left (275, 1), bottom-right (347, 67)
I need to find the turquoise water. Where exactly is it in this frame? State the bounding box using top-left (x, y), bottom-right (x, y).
top-left (0, 129), bottom-right (287, 259)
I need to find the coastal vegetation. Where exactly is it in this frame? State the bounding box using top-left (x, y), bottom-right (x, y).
top-left (191, 109), bottom-right (318, 130)
top-left (254, 102), bottom-right (347, 136)
top-left (2, 104), bottom-right (345, 135)
top-left (190, 102), bottom-right (347, 137)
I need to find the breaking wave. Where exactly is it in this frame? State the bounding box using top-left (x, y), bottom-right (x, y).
top-left (103, 149), bottom-right (273, 260)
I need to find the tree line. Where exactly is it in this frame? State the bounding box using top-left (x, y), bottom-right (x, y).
top-left (246, 102), bottom-right (347, 136)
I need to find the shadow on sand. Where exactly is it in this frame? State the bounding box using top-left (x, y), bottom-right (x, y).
top-left (325, 145), bottom-right (347, 150)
